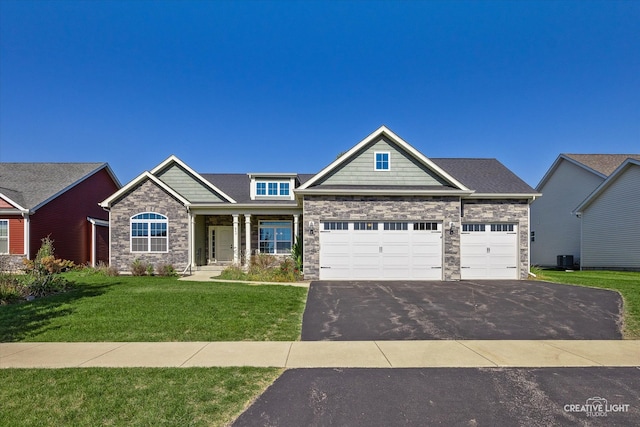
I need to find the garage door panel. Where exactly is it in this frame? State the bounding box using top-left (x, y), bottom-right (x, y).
top-left (319, 221), bottom-right (442, 280)
top-left (461, 224), bottom-right (518, 280)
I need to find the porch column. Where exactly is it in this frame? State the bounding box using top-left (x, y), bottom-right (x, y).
top-left (293, 214), bottom-right (299, 242)
top-left (232, 214), bottom-right (239, 264)
top-left (189, 211), bottom-right (196, 269)
top-left (244, 214), bottom-right (251, 267)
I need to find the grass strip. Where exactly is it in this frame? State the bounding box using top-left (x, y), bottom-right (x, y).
top-left (0, 367), bottom-right (280, 427)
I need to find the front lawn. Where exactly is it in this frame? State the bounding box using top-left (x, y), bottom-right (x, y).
top-left (536, 269), bottom-right (640, 338)
top-left (0, 272), bottom-right (308, 342)
top-left (0, 367), bottom-right (281, 427)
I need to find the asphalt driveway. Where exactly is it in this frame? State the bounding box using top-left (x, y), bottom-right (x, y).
top-left (233, 367), bottom-right (640, 426)
top-left (301, 281), bottom-right (623, 340)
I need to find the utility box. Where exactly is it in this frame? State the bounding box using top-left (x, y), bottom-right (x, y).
top-left (556, 255), bottom-right (574, 269)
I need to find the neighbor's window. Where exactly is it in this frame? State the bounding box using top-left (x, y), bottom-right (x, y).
top-left (131, 212), bottom-right (168, 252)
top-left (0, 220), bottom-right (8, 254)
top-left (375, 152), bottom-right (390, 170)
top-left (259, 221), bottom-right (292, 254)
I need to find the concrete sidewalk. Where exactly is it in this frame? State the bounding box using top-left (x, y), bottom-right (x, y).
top-left (1, 340), bottom-right (638, 369)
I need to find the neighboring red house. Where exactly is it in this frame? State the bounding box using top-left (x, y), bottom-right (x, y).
top-left (0, 163), bottom-right (120, 269)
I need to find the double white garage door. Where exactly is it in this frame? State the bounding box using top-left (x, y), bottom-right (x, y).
top-left (319, 221), bottom-right (518, 280)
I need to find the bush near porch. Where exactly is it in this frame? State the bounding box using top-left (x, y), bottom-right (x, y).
top-left (218, 253), bottom-right (303, 282)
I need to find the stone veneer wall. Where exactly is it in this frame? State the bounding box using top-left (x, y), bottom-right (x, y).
top-left (110, 180), bottom-right (190, 273)
top-left (461, 199), bottom-right (530, 279)
top-left (303, 195), bottom-right (461, 280)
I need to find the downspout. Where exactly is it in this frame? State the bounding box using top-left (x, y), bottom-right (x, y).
top-left (22, 212), bottom-right (30, 259)
top-left (527, 196), bottom-right (536, 278)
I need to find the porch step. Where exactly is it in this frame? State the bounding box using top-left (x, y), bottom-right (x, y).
top-left (194, 265), bottom-right (230, 276)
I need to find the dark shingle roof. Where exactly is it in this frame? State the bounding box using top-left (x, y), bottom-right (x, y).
top-left (431, 158), bottom-right (537, 194)
top-left (563, 154), bottom-right (640, 176)
top-left (201, 173), bottom-right (316, 203)
top-left (199, 161), bottom-right (535, 199)
top-left (0, 163), bottom-right (107, 210)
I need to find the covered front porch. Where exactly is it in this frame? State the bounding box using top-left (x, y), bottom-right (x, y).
top-left (188, 208), bottom-right (302, 268)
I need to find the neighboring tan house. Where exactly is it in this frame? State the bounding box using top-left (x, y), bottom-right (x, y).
top-left (573, 158), bottom-right (640, 270)
top-left (0, 163), bottom-right (121, 268)
top-left (100, 126), bottom-right (539, 280)
top-left (531, 154), bottom-right (640, 268)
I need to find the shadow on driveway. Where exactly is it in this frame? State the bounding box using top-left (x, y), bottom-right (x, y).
top-left (301, 280), bottom-right (623, 340)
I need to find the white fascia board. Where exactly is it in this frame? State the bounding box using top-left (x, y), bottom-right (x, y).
top-left (0, 193), bottom-right (29, 213)
top-left (87, 217), bottom-right (109, 227)
top-left (294, 188), bottom-right (474, 197)
top-left (247, 173), bottom-right (298, 178)
top-left (100, 171), bottom-right (191, 208)
top-left (298, 126), bottom-right (470, 191)
top-left (465, 193), bottom-right (542, 200)
top-left (151, 155), bottom-right (237, 203)
top-left (573, 158), bottom-right (640, 215)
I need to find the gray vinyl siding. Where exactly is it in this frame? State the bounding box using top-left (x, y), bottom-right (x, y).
top-left (530, 161), bottom-right (604, 266)
top-left (156, 164), bottom-right (225, 203)
top-left (581, 165), bottom-right (640, 269)
top-left (320, 137), bottom-right (450, 187)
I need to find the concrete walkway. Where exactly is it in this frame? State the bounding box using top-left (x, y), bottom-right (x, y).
top-left (1, 340), bottom-right (638, 369)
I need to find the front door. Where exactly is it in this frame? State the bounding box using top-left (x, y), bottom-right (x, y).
top-left (209, 226), bottom-right (233, 263)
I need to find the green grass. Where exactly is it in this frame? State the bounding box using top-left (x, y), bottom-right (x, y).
top-left (0, 367), bottom-right (281, 427)
top-left (535, 269), bottom-right (640, 339)
top-left (0, 271), bottom-right (308, 342)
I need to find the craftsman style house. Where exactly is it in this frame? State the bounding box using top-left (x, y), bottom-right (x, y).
top-left (101, 126), bottom-right (539, 280)
top-left (0, 163), bottom-right (120, 268)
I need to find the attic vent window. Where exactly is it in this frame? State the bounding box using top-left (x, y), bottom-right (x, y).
top-left (375, 152), bottom-right (390, 170)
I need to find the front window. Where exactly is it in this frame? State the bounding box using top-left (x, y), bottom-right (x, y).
top-left (256, 182), bottom-right (267, 196)
top-left (131, 212), bottom-right (168, 252)
top-left (259, 221), bottom-right (292, 254)
top-left (0, 220), bottom-right (8, 254)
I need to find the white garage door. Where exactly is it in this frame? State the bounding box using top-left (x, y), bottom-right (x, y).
top-left (460, 223), bottom-right (518, 279)
top-left (319, 221), bottom-right (442, 280)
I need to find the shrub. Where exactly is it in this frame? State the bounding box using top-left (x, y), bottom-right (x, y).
top-left (95, 261), bottom-right (120, 277)
top-left (0, 275), bottom-right (25, 304)
top-left (156, 263), bottom-right (177, 277)
top-left (218, 265), bottom-right (247, 281)
top-left (250, 253), bottom-right (280, 270)
top-left (18, 237), bottom-right (72, 301)
top-left (131, 259), bottom-right (151, 276)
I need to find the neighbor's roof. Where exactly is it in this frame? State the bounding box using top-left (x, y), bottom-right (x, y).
top-left (563, 154), bottom-right (640, 177)
top-left (0, 163), bottom-right (117, 211)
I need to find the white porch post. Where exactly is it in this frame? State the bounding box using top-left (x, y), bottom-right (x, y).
top-left (23, 213), bottom-right (30, 259)
top-left (232, 214), bottom-right (239, 264)
top-left (293, 214), bottom-right (299, 242)
top-left (189, 211), bottom-right (195, 269)
top-left (244, 214), bottom-right (251, 267)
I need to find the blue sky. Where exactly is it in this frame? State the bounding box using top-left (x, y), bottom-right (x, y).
top-left (1, 0), bottom-right (638, 187)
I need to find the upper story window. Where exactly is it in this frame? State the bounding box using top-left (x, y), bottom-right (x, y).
top-left (0, 220), bottom-right (8, 254)
top-left (255, 180), bottom-right (291, 197)
top-left (131, 212), bottom-right (168, 252)
top-left (375, 152), bottom-right (390, 170)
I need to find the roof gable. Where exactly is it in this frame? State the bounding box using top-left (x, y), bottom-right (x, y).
top-left (298, 126), bottom-right (469, 192)
top-left (151, 156), bottom-right (236, 203)
top-left (0, 163), bottom-right (118, 212)
top-left (100, 171), bottom-right (191, 208)
top-left (537, 154), bottom-right (640, 191)
top-left (574, 159), bottom-right (640, 214)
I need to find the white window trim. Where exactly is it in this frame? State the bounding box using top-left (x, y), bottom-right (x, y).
top-left (130, 212), bottom-right (169, 253)
top-left (0, 219), bottom-right (8, 254)
top-left (252, 178), bottom-right (295, 200)
top-left (374, 151), bottom-right (391, 171)
top-left (258, 220), bottom-right (293, 255)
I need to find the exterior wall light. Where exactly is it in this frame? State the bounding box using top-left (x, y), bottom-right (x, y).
top-left (308, 221), bottom-right (315, 235)
top-left (449, 222), bottom-right (455, 235)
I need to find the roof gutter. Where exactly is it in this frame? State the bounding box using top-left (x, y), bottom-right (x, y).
top-left (294, 189), bottom-right (475, 197)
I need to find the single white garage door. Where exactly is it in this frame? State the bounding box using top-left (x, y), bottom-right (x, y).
top-left (460, 223), bottom-right (518, 279)
top-left (319, 221), bottom-right (442, 280)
